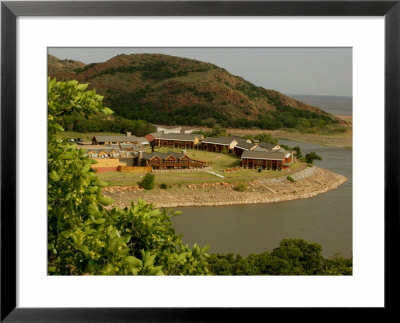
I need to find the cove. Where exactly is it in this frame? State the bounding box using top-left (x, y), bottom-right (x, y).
top-left (171, 140), bottom-right (352, 258)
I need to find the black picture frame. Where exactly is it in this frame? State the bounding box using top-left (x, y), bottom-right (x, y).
top-left (1, 1), bottom-right (399, 321)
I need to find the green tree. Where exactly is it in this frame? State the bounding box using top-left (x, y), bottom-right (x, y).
top-left (207, 239), bottom-right (352, 275)
top-left (305, 152), bottom-right (322, 164)
top-left (48, 78), bottom-right (209, 275)
top-left (254, 133), bottom-right (278, 144)
top-left (270, 239), bottom-right (324, 275)
top-left (292, 146), bottom-right (303, 159)
top-left (139, 173), bottom-right (155, 190)
top-left (210, 125), bottom-right (228, 137)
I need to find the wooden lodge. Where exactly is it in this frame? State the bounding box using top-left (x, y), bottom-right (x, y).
top-left (200, 137), bottom-right (238, 153)
top-left (241, 150), bottom-right (292, 170)
top-left (139, 151), bottom-right (211, 169)
top-left (153, 133), bottom-right (202, 149)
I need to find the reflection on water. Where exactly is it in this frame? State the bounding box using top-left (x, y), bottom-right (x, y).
top-left (171, 140), bottom-right (352, 258)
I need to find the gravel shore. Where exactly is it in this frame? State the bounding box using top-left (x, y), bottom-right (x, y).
top-left (103, 166), bottom-right (347, 208)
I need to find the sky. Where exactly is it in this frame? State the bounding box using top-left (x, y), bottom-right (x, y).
top-left (48, 47), bottom-right (352, 97)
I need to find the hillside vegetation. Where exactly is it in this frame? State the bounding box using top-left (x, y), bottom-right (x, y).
top-left (48, 53), bottom-right (348, 133)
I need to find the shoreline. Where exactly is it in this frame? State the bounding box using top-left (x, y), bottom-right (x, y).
top-left (103, 166), bottom-right (348, 209)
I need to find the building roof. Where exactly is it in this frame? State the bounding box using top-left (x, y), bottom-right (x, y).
top-left (105, 144), bottom-right (120, 148)
top-left (93, 135), bottom-right (142, 143)
top-left (155, 125), bottom-right (182, 130)
top-left (142, 152), bottom-right (157, 160)
top-left (253, 146), bottom-right (268, 152)
top-left (141, 151), bottom-right (185, 160)
top-left (241, 150), bottom-right (287, 160)
top-left (152, 152), bottom-right (171, 159)
top-left (235, 141), bottom-right (256, 151)
top-left (258, 142), bottom-right (279, 150)
top-left (201, 137), bottom-right (238, 146)
top-left (231, 137), bottom-right (252, 144)
top-left (137, 137), bottom-right (149, 144)
top-left (84, 147), bottom-right (120, 154)
top-left (144, 134), bottom-right (155, 142)
top-left (153, 133), bottom-right (200, 142)
top-left (165, 151), bottom-right (185, 159)
top-left (119, 143), bottom-right (142, 151)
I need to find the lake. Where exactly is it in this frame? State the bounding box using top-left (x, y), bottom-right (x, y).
top-left (287, 94), bottom-right (352, 116)
top-left (171, 140), bottom-right (352, 258)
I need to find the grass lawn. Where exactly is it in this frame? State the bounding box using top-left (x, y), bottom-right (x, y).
top-left (98, 163), bottom-right (306, 187)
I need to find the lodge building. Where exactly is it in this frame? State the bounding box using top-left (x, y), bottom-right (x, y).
top-left (152, 133), bottom-right (203, 149)
top-left (241, 150), bottom-right (292, 170)
top-left (92, 133), bottom-right (149, 147)
top-left (200, 137), bottom-right (238, 152)
top-left (138, 151), bottom-right (210, 169)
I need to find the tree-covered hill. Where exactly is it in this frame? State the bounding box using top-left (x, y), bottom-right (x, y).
top-left (48, 53), bottom-right (348, 132)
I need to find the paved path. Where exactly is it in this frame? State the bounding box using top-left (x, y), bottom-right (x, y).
top-left (206, 171), bottom-right (225, 178)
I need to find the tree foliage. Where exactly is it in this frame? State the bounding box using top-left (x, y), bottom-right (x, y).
top-left (61, 112), bottom-right (155, 136)
top-left (292, 146), bottom-right (303, 159)
top-left (139, 173), bottom-right (155, 190)
top-left (279, 144), bottom-right (303, 159)
top-left (305, 152), bottom-right (323, 164)
top-left (105, 86), bottom-right (340, 132)
top-left (207, 239), bottom-right (352, 275)
top-left (48, 78), bottom-right (210, 275)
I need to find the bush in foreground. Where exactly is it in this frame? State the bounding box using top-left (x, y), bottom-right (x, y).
top-left (48, 78), bottom-right (209, 276)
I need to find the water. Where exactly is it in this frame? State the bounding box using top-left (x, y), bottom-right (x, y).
top-left (287, 94), bottom-right (352, 116)
top-left (171, 140), bottom-right (352, 258)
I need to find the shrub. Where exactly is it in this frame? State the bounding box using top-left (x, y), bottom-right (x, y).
top-left (159, 183), bottom-right (168, 189)
top-left (139, 173), bottom-right (155, 190)
top-left (305, 152), bottom-right (322, 164)
top-left (287, 176), bottom-right (296, 183)
top-left (234, 182), bottom-right (248, 192)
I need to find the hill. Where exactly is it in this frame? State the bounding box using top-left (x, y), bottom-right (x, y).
top-left (48, 53), bottom-right (347, 132)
